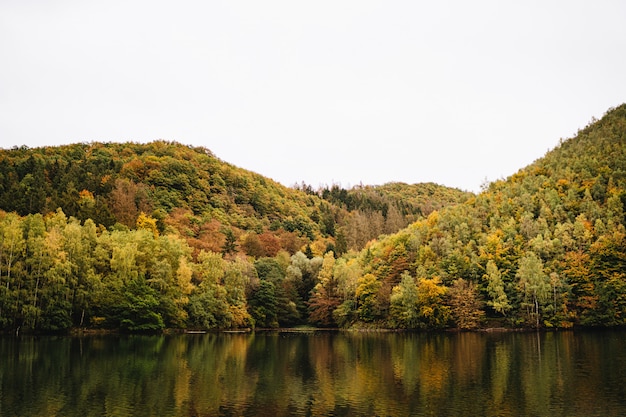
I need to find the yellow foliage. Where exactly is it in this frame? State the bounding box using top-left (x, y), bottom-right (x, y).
top-left (176, 256), bottom-right (195, 296)
top-left (78, 189), bottom-right (94, 200)
top-left (136, 211), bottom-right (159, 238)
top-left (308, 237), bottom-right (333, 257)
top-left (426, 210), bottom-right (439, 227)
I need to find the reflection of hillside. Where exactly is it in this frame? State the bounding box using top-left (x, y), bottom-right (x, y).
top-left (1, 331), bottom-right (626, 416)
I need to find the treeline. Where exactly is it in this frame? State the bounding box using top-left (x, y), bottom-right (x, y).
top-left (0, 208), bottom-right (325, 332)
top-left (2, 104), bottom-right (626, 332)
top-left (295, 181), bottom-right (472, 251)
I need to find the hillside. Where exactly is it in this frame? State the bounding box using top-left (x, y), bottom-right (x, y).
top-left (333, 104), bottom-right (626, 329)
top-left (0, 140), bottom-right (469, 332)
top-left (2, 104), bottom-right (625, 333)
top-left (0, 142), bottom-right (470, 257)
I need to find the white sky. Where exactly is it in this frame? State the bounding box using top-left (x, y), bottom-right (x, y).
top-left (1, 1), bottom-right (625, 192)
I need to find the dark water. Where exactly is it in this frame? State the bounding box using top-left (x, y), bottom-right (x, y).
top-left (1, 330), bottom-right (625, 417)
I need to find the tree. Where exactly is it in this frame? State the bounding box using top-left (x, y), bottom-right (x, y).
top-left (175, 255), bottom-right (194, 324)
top-left (516, 252), bottom-right (550, 328)
top-left (0, 213), bottom-right (25, 291)
top-left (196, 250), bottom-right (225, 285)
top-left (187, 284), bottom-right (231, 329)
top-left (447, 278), bottom-right (485, 329)
top-left (285, 251), bottom-right (323, 319)
top-left (560, 250), bottom-right (595, 325)
top-left (22, 213), bottom-right (47, 330)
top-left (415, 276), bottom-right (450, 329)
top-left (334, 255), bottom-right (361, 301)
top-left (64, 217), bottom-right (98, 327)
top-left (108, 178), bottom-right (148, 228)
top-left (254, 256), bottom-right (300, 326)
top-left (484, 260), bottom-right (511, 316)
top-left (221, 227), bottom-right (238, 256)
top-left (0, 213), bottom-right (26, 329)
top-left (38, 221), bottom-right (73, 332)
top-left (249, 280), bottom-right (278, 328)
top-left (355, 273), bottom-right (382, 322)
top-left (335, 228), bottom-right (348, 256)
top-left (186, 250), bottom-right (232, 328)
top-left (241, 233), bottom-right (264, 257)
top-left (590, 230), bottom-right (626, 326)
top-left (389, 272), bottom-right (420, 329)
top-left (308, 252), bottom-right (340, 326)
top-left (117, 278), bottom-right (165, 332)
top-left (223, 258), bottom-right (253, 327)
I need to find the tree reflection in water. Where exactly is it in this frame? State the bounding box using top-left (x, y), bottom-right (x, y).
top-left (1, 330), bottom-right (626, 416)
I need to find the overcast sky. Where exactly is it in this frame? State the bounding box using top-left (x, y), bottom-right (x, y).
top-left (1, 1), bottom-right (625, 192)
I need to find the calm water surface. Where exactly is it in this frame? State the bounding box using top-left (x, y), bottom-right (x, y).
top-left (1, 330), bottom-right (625, 416)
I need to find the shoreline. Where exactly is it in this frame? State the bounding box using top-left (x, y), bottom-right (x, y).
top-left (2, 324), bottom-right (616, 337)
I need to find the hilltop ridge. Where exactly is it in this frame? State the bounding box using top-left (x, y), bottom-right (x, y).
top-left (0, 141), bottom-right (471, 257)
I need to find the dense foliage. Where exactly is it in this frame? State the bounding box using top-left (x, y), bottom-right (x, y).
top-left (1, 103), bottom-right (626, 332)
top-left (0, 141), bottom-right (469, 259)
top-left (340, 104), bottom-right (626, 329)
top-left (0, 141), bottom-right (467, 332)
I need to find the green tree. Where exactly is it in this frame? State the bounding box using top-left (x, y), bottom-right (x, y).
top-left (22, 213), bottom-right (47, 330)
top-left (116, 278), bottom-right (165, 332)
top-left (0, 213), bottom-right (26, 323)
top-left (223, 258), bottom-right (253, 327)
top-left (484, 260), bottom-right (511, 316)
top-left (187, 250), bottom-right (233, 329)
top-left (334, 255), bottom-right (361, 301)
top-left (560, 250), bottom-right (596, 325)
top-left (187, 284), bottom-right (231, 329)
top-left (249, 280), bottom-right (278, 328)
top-left (64, 217), bottom-right (99, 327)
top-left (516, 252), bottom-right (550, 328)
top-left (389, 272), bottom-right (420, 329)
top-left (221, 227), bottom-right (238, 256)
top-left (590, 230), bottom-right (626, 326)
top-left (38, 223), bottom-right (73, 332)
top-left (285, 251), bottom-right (323, 319)
top-left (253, 256), bottom-right (299, 325)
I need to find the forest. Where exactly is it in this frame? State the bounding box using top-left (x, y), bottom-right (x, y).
top-left (1, 104), bottom-right (626, 332)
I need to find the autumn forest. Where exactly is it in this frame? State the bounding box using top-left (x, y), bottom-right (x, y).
top-left (1, 104), bottom-right (626, 333)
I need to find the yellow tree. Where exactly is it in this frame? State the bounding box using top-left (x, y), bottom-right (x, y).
top-left (390, 273), bottom-right (451, 329)
top-left (355, 273), bottom-right (382, 322)
top-left (136, 212), bottom-right (159, 238)
top-left (415, 276), bottom-right (450, 329)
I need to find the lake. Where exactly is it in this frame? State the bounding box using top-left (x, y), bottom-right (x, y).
top-left (1, 329), bottom-right (625, 416)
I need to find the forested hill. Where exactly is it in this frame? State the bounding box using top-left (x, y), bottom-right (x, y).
top-left (2, 104), bottom-right (625, 334)
top-left (0, 141), bottom-right (471, 256)
top-left (342, 104), bottom-right (626, 329)
top-left (0, 140), bottom-right (470, 333)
